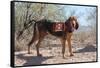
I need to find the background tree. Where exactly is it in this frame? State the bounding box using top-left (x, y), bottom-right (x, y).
top-left (14, 2), bottom-right (97, 51)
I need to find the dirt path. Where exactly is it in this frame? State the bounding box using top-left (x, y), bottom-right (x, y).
top-left (15, 44), bottom-right (97, 66)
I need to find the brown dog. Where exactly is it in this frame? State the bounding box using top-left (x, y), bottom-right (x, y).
top-left (28, 16), bottom-right (79, 58)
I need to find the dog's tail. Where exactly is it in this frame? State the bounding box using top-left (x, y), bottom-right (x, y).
top-left (33, 22), bottom-right (39, 40)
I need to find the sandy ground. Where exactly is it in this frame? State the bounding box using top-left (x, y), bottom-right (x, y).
top-left (15, 43), bottom-right (97, 66)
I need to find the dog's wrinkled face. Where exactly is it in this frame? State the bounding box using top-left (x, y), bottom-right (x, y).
top-left (65, 16), bottom-right (79, 32)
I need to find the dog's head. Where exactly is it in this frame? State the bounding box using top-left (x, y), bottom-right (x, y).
top-left (65, 16), bottom-right (79, 32)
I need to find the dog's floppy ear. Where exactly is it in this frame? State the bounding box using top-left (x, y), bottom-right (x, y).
top-left (71, 16), bottom-right (79, 30)
top-left (75, 22), bottom-right (79, 30)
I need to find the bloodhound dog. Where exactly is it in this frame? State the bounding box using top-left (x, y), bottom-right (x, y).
top-left (28, 16), bottom-right (79, 58)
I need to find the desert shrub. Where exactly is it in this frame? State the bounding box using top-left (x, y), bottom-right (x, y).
top-left (73, 31), bottom-right (90, 43)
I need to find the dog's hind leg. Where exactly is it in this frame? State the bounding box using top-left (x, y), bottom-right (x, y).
top-left (28, 23), bottom-right (39, 54)
top-left (28, 35), bottom-right (38, 54)
top-left (35, 38), bottom-right (43, 56)
top-left (35, 31), bottom-right (48, 56)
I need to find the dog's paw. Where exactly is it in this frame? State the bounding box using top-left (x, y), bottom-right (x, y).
top-left (37, 54), bottom-right (42, 57)
top-left (70, 53), bottom-right (74, 56)
top-left (28, 51), bottom-right (31, 54)
top-left (62, 55), bottom-right (66, 59)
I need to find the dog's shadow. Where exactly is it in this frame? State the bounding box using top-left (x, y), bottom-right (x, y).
top-left (74, 45), bottom-right (97, 53)
top-left (16, 53), bottom-right (54, 66)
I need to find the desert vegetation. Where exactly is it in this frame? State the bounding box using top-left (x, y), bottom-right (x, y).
top-left (13, 2), bottom-right (97, 66)
top-left (14, 2), bottom-right (97, 51)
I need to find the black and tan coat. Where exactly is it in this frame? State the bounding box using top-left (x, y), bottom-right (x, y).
top-left (28, 16), bottom-right (79, 58)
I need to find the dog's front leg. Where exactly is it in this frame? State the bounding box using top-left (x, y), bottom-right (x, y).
top-left (60, 38), bottom-right (66, 58)
top-left (67, 33), bottom-right (74, 56)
